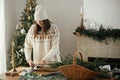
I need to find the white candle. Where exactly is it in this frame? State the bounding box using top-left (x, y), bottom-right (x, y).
top-left (80, 6), bottom-right (83, 14)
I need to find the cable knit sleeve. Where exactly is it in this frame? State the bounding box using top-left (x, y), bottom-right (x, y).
top-left (24, 25), bottom-right (34, 61)
top-left (42, 24), bottom-right (61, 63)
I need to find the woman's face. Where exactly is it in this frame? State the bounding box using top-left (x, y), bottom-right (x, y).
top-left (37, 21), bottom-right (44, 27)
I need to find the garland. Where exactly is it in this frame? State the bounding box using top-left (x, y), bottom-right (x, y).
top-left (74, 25), bottom-right (120, 42)
top-left (19, 72), bottom-right (65, 80)
top-left (50, 54), bottom-right (106, 71)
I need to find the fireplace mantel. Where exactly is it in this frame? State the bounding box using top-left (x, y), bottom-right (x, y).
top-left (76, 35), bottom-right (120, 61)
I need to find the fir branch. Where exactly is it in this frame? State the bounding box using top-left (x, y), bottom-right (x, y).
top-left (74, 26), bottom-right (120, 42)
top-left (50, 54), bottom-right (106, 72)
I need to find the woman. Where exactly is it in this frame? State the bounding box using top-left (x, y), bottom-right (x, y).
top-left (24, 5), bottom-right (61, 67)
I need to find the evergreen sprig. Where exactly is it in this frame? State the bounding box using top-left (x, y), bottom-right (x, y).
top-left (50, 54), bottom-right (106, 72)
top-left (74, 25), bottom-right (120, 42)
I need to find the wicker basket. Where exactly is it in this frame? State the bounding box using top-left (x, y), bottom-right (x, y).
top-left (58, 51), bottom-right (97, 80)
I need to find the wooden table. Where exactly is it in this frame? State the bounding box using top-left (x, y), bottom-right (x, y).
top-left (0, 67), bottom-right (117, 80)
top-left (0, 68), bottom-right (63, 80)
top-left (0, 73), bottom-right (18, 80)
top-left (0, 73), bottom-right (117, 80)
top-left (0, 71), bottom-right (61, 80)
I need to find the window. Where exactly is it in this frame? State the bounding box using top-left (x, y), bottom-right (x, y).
top-left (0, 0), bottom-right (6, 74)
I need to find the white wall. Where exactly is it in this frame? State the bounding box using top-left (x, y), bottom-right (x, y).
top-left (5, 0), bottom-right (25, 60)
top-left (5, 0), bottom-right (83, 57)
top-left (5, 0), bottom-right (16, 56)
top-left (84, 0), bottom-right (120, 29)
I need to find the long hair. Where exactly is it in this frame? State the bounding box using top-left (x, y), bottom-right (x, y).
top-left (34, 19), bottom-right (51, 38)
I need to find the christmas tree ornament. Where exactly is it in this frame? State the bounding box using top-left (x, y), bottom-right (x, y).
top-left (22, 17), bottom-right (25, 20)
top-left (20, 48), bottom-right (24, 52)
top-left (16, 24), bottom-right (19, 30)
top-left (20, 28), bottom-right (26, 34)
top-left (28, 16), bottom-right (31, 20)
top-left (30, 6), bottom-right (32, 10)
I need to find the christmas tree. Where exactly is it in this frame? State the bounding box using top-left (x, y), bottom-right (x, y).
top-left (8, 0), bottom-right (37, 69)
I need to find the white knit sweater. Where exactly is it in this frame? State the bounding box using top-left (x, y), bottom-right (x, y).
top-left (24, 23), bottom-right (61, 64)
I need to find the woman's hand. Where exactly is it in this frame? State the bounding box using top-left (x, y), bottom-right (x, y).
top-left (39, 60), bottom-right (46, 67)
top-left (27, 59), bottom-right (35, 67)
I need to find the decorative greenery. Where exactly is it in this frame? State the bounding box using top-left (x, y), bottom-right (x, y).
top-left (74, 25), bottom-right (120, 42)
top-left (50, 54), bottom-right (107, 72)
top-left (19, 73), bottom-right (66, 80)
top-left (8, 0), bottom-right (37, 70)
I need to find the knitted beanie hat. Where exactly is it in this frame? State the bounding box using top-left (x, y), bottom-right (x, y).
top-left (34, 5), bottom-right (48, 21)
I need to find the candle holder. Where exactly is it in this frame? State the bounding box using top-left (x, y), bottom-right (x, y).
top-left (13, 67), bottom-right (17, 72)
top-left (79, 13), bottom-right (85, 30)
top-left (5, 41), bottom-right (18, 76)
top-left (79, 5), bottom-right (85, 30)
top-left (11, 41), bottom-right (17, 72)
